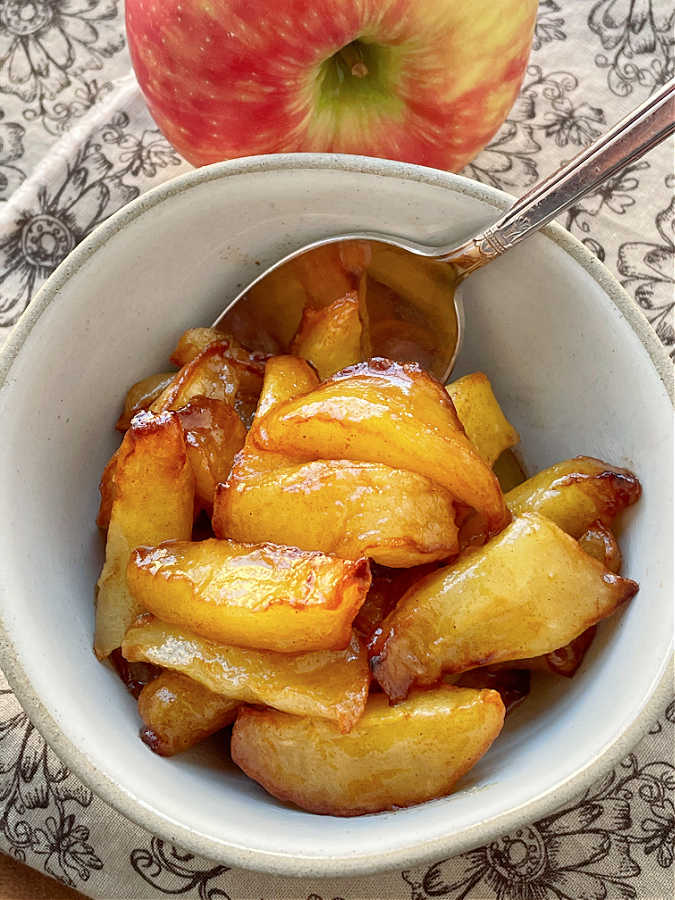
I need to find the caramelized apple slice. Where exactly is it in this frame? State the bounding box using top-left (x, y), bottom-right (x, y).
top-left (137, 670), bottom-right (239, 757)
top-left (176, 398), bottom-right (245, 515)
top-left (250, 359), bottom-right (508, 533)
top-left (116, 372), bottom-right (176, 431)
top-left (505, 456), bottom-right (641, 538)
top-left (127, 539), bottom-right (371, 653)
top-left (291, 293), bottom-right (364, 379)
top-left (123, 617), bottom-right (368, 733)
top-left (231, 685), bottom-right (505, 816)
top-left (447, 372), bottom-right (519, 466)
top-left (530, 520), bottom-right (621, 678)
top-left (254, 354), bottom-right (319, 419)
top-left (214, 458), bottom-right (458, 567)
top-left (370, 512), bottom-right (638, 701)
top-left (94, 411), bottom-right (194, 659)
top-left (151, 343), bottom-right (240, 413)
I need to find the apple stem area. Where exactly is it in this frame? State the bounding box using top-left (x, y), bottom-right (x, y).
top-left (338, 42), bottom-right (369, 79)
top-left (319, 40), bottom-right (396, 106)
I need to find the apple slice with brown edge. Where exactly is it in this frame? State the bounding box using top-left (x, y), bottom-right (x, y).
top-left (370, 512), bottom-right (638, 701)
top-left (123, 616), bottom-right (368, 733)
top-left (116, 371), bottom-right (176, 432)
top-left (94, 411), bottom-right (194, 659)
top-left (250, 358), bottom-right (508, 534)
top-left (291, 292), bottom-right (364, 380)
top-left (127, 539), bottom-right (371, 653)
top-left (150, 342), bottom-right (240, 412)
top-left (505, 456), bottom-right (641, 538)
top-left (230, 685), bottom-right (505, 816)
top-left (175, 398), bottom-right (246, 516)
top-left (138, 671), bottom-right (239, 757)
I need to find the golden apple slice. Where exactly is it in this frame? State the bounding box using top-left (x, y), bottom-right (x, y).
top-left (169, 327), bottom-right (266, 410)
top-left (505, 456), bottom-right (641, 538)
top-left (250, 359), bottom-right (508, 533)
top-left (214, 458), bottom-right (458, 567)
top-left (94, 411), bottom-right (194, 659)
top-left (122, 617), bottom-right (368, 732)
top-left (231, 685), bottom-right (505, 816)
top-left (151, 342), bottom-right (240, 413)
top-left (127, 539), bottom-right (371, 653)
top-left (176, 397), bottom-right (246, 515)
top-left (116, 371), bottom-right (176, 431)
top-left (138, 671), bottom-right (239, 756)
top-left (254, 354), bottom-right (319, 419)
top-left (446, 372), bottom-right (519, 466)
top-left (290, 292), bottom-right (364, 379)
top-left (370, 512), bottom-right (638, 701)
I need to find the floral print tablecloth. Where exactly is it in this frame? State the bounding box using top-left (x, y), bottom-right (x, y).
top-left (0, 2), bottom-right (673, 898)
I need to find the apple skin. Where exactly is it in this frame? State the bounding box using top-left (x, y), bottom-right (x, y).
top-left (126, 0), bottom-right (537, 170)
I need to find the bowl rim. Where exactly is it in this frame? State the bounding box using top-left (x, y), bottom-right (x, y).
top-left (0, 152), bottom-right (673, 879)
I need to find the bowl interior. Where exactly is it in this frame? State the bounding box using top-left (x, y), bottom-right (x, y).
top-left (0, 159), bottom-right (672, 874)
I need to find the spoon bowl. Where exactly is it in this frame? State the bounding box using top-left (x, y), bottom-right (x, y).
top-left (214, 80), bottom-right (673, 382)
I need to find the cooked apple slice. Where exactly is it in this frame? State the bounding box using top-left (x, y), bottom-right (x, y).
top-left (127, 539), bottom-right (371, 653)
top-left (291, 292), bottom-right (364, 379)
top-left (231, 685), bottom-right (504, 816)
top-left (250, 359), bottom-right (508, 533)
top-left (255, 354), bottom-right (319, 419)
top-left (123, 617), bottom-right (368, 732)
top-left (116, 371), bottom-right (176, 431)
top-left (225, 244), bottom-right (355, 354)
top-left (214, 458), bottom-right (458, 567)
top-left (150, 342), bottom-right (240, 413)
top-left (446, 372), bottom-right (519, 466)
top-left (176, 398), bottom-right (246, 515)
top-left (138, 671), bottom-right (239, 756)
top-left (370, 512), bottom-right (638, 701)
top-left (169, 327), bottom-right (266, 409)
top-left (505, 456), bottom-right (641, 538)
top-left (94, 411), bottom-right (194, 659)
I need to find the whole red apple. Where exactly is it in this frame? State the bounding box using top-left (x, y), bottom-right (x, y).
top-left (126, 0), bottom-right (537, 170)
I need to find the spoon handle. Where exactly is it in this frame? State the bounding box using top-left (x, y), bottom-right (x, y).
top-left (443, 79), bottom-right (675, 275)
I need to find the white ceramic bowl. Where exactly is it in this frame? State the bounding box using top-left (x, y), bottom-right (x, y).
top-left (0, 155), bottom-right (672, 877)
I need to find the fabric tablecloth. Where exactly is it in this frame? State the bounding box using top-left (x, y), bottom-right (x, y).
top-left (0, 2), bottom-right (673, 898)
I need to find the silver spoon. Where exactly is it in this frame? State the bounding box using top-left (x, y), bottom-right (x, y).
top-left (214, 80), bottom-right (675, 382)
